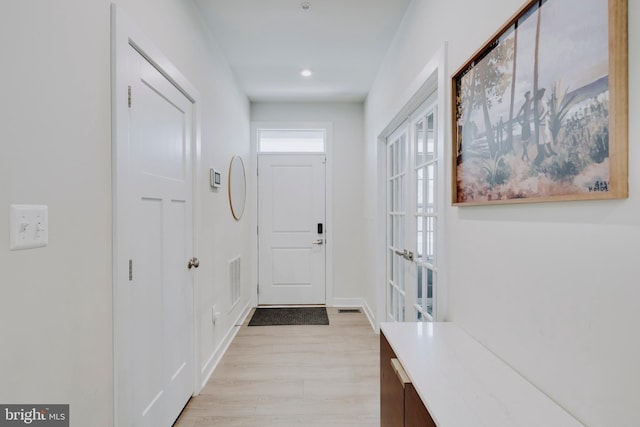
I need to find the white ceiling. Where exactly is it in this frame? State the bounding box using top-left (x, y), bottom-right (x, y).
top-left (193, 0), bottom-right (412, 102)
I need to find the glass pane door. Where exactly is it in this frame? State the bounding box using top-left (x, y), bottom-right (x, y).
top-left (413, 108), bottom-right (438, 321)
top-left (386, 99), bottom-right (440, 323)
top-left (386, 126), bottom-right (408, 322)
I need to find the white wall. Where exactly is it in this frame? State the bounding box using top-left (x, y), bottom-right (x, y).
top-left (251, 102), bottom-right (365, 306)
top-left (0, 1), bottom-right (251, 425)
top-left (364, 1), bottom-right (640, 426)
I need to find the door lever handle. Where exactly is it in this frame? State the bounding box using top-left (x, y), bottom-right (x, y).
top-left (312, 239), bottom-right (324, 245)
top-left (394, 249), bottom-right (414, 262)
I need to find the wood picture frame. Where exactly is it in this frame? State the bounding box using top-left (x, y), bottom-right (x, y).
top-left (452, 0), bottom-right (627, 206)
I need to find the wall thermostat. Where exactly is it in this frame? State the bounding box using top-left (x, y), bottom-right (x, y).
top-left (210, 168), bottom-right (221, 188)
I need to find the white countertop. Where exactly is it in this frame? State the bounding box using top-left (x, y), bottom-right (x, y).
top-left (380, 322), bottom-right (584, 427)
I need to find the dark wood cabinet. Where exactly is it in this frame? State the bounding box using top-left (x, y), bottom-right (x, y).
top-left (380, 331), bottom-right (405, 426)
top-left (380, 331), bottom-right (435, 427)
top-left (404, 383), bottom-right (436, 427)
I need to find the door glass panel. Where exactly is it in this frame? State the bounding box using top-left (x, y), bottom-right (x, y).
top-left (416, 168), bottom-right (424, 213)
top-left (258, 129), bottom-right (325, 153)
top-left (425, 217), bottom-right (435, 263)
top-left (426, 164), bottom-right (436, 213)
top-left (426, 268), bottom-right (435, 316)
top-left (417, 265), bottom-right (423, 310)
top-left (389, 286), bottom-right (395, 319)
top-left (400, 177), bottom-right (405, 211)
top-left (416, 120), bottom-right (425, 165)
top-left (398, 258), bottom-right (405, 292)
top-left (393, 252), bottom-right (399, 284)
top-left (426, 113), bottom-right (435, 161)
top-left (400, 136), bottom-right (407, 173)
top-left (416, 216), bottom-right (423, 259)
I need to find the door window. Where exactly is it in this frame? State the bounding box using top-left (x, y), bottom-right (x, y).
top-left (258, 129), bottom-right (325, 153)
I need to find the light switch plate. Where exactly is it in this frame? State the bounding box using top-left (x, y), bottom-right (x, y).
top-left (10, 204), bottom-right (48, 250)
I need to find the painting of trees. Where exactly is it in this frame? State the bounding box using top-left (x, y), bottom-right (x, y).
top-left (452, 0), bottom-right (627, 205)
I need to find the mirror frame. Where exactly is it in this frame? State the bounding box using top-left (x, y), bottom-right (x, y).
top-left (228, 155), bottom-right (246, 220)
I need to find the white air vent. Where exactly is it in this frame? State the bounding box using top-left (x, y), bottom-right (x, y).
top-left (229, 256), bottom-right (241, 307)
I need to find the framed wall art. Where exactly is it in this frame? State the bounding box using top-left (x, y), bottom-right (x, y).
top-left (452, 0), bottom-right (627, 206)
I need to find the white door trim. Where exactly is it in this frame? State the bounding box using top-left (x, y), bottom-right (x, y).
top-left (250, 122), bottom-right (333, 306)
top-left (111, 5), bottom-right (202, 425)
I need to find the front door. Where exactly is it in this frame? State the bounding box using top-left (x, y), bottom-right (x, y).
top-left (258, 154), bottom-right (326, 305)
top-left (117, 44), bottom-right (195, 426)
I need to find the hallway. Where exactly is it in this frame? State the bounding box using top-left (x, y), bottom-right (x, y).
top-left (174, 308), bottom-right (379, 426)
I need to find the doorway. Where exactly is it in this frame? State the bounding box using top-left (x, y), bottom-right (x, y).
top-left (256, 128), bottom-right (329, 305)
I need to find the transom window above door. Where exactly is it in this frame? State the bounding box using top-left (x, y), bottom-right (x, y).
top-left (258, 129), bottom-right (326, 153)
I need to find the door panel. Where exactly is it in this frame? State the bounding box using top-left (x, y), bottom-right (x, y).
top-left (258, 155), bottom-right (326, 305)
top-left (126, 46), bottom-right (194, 426)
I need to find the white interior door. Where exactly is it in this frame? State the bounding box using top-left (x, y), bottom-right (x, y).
top-left (258, 154), bottom-right (326, 305)
top-left (386, 125), bottom-right (411, 321)
top-left (386, 99), bottom-right (440, 323)
top-left (120, 45), bottom-right (195, 426)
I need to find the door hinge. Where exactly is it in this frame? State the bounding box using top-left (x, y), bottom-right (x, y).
top-left (128, 259), bottom-right (133, 281)
top-left (127, 85), bottom-right (132, 108)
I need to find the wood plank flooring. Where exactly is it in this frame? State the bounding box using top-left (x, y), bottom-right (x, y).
top-left (174, 307), bottom-right (380, 426)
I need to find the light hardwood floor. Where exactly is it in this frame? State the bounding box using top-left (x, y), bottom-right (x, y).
top-left (174, 307), bottom-right (380, 427)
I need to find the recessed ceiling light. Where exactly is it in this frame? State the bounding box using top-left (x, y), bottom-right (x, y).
top-left (300, 69), bottom-right (313, 77)
top-left (300, 2), bottom-right (311, 12)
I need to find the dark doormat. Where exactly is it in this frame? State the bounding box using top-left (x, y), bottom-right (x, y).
top-left (248, 307), bottom-right (329, 326)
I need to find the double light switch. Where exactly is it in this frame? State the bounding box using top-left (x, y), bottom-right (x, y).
top-left (10, 204), bottom-right (48, 250)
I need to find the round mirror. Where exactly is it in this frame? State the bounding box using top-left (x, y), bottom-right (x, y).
top-left (228, 155), bottom-right (246, 220)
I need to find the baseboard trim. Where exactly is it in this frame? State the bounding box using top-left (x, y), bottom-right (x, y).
top-left (361, 300), bottom-right (377, 333)
top-left (198, 300), bottom-right (253, 391)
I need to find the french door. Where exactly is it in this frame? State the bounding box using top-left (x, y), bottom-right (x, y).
top-left (387, 100), bottom-right (440, 322)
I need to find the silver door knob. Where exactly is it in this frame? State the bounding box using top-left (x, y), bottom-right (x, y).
top-left (187, 257), bottom-right (200, 269)
top-left (312, 239), bottom-right (324, 245)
